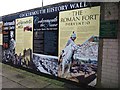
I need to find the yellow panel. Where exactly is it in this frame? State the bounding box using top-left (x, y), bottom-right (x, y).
top-left (59, 6), bottom-right (100, 54)
top-left (15, 17), bottom-right (33, 55)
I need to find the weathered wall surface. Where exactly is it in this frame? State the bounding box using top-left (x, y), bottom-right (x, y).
top-left (97, 2), bottom-right (119, 88)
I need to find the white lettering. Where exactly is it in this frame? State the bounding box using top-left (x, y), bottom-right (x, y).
top-left (19, 2), bottom-right (88, 18)
top-left (70, 4), bottom-right (75, 9)
top-left (4, 21), bottom-right (15, 26)
top-left (64, 5), bottom-right (68, 10)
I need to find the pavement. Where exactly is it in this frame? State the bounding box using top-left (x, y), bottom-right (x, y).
top-left (0, 46), bottom-right (92, 89)
top-left (0, 62), bottom-right (91, 89)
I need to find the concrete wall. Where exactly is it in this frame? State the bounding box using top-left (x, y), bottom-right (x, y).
top-left (97, 2), bottom-right (119, 88)
top-left (0, 45), bottom-right (2, 62)
top-left (118, 2), bottom-right (120, 89)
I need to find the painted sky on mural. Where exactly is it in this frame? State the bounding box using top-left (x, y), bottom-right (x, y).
top-left (0, 0), bottom-right (69, 16)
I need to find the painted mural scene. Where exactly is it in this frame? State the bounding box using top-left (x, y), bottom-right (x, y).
top-left (3, 2), bottom-right (120, 88)
top-left (2, 18), bottom-right (36, 69)
top-left (58, 6), bottom-right (100, 85)
top-left (58, 35), bottom-right (99, 85)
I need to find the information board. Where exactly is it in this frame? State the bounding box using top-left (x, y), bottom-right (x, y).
top-left (44, 31), bottom-right (58, 56)
top-left (100, 20), bottom-right (118, 38)
top-left (58, 6), bottom-right (100, 86)
top-left (16, 16), bottom-right (33, 55)
top-left (33, 12), bottom-right (58, 56)
top-left (2, 20), bottom-right (15, 49)
top-left (33, 31), bottom-right (44, 53)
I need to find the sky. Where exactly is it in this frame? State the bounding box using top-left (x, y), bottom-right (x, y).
top-left (0, 0), bottom-right (69, 16)
top-left (0, 0), bottom-right (118, 16)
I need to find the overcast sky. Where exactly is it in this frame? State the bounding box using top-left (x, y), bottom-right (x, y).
top-left (1, 0), bottom-right (119, 16)
top-left (0, 0), bottom-right (69, 16)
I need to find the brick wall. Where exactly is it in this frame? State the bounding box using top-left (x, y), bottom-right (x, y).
top-left (98, 2), bottom-right (119, 88)
top-left (101, 39), bottom-right (118, 88)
